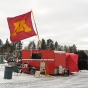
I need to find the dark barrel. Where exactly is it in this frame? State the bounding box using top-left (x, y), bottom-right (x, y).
top-left (0, 55), bottom-right (3, 63)
top-left (4, 66), bottom-right (13, 79)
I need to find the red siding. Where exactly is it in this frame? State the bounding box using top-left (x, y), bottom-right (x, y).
top-left (41, 50), bottom-right (47, 59)
top-left (42, 50), bottom-right (54, 59)
top-left (22, 50), bottom-right (31, 59)
top-left (45, 61), bottom-right (54, 74)
top-left (55, 53), bottom-right (66, 68)
top-left (32, 50), bottom-right (41, 54)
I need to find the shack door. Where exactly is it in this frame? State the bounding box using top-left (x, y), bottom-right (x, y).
top-left (45, 60), bottom-right (55, 75)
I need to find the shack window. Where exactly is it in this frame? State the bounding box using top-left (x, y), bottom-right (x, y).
top-left (32, 53), bottom-right (41, 59)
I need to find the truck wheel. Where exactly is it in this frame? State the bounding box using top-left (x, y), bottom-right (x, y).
top-left (30, 69), bottom-right (35, 75)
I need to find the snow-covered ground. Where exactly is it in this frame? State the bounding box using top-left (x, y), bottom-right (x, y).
top-left (0, 63), bottom-right (88, 88)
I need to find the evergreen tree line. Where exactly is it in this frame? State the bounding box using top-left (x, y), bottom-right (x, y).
top-left (0, 38), bottom-right (82, 56)
top-left (0, 39), bottom-right (22, 55)
top-left (25, 38), bottom-right (78, 53)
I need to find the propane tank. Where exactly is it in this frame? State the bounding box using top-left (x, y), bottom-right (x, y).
top-left (58, 65), bottom-right (63, 75)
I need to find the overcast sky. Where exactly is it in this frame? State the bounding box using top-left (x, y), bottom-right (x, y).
top-left (0, 0), bottom-right (88, 50)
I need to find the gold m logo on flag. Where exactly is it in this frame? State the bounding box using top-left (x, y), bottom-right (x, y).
top-left (12, 20), bottom-right (32, 36)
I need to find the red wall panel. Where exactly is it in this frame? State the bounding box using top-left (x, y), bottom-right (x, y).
top-left (22, 50), bottom-right (31, 59)
top-left (42, 50), bottom-right (54, 59)
top-left (55, 53), bottom-right (66, 68)
top-left (45, 61), bottom-right (54, 74)
top-left (32, 50), bottom-right (41, 54)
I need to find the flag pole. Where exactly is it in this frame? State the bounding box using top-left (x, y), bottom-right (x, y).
top-left (31, 10), bottom-right (41, 48)
top-left (31, 10), bottom-right (38, 34)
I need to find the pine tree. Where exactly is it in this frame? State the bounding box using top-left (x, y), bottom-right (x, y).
top-left (64, 45), bottom-right (69, 52)
top-left (41, 39), bottom-right (46, 50)
top-left (0, 39), bottom-right (3, 54)
top-left (3, 38), bottom-right (11, 53)
top-left (46, 39), bottom-right (55, 50)
top-left (55, 41), bottom-right (58, 50)
top-left (28, 41), bottom-right (36, 50)
top-left (17, 41), bottom-right (23, 51)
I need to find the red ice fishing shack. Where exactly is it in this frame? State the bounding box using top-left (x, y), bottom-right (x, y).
top-left (22, 50), bottom-right (66, 75)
